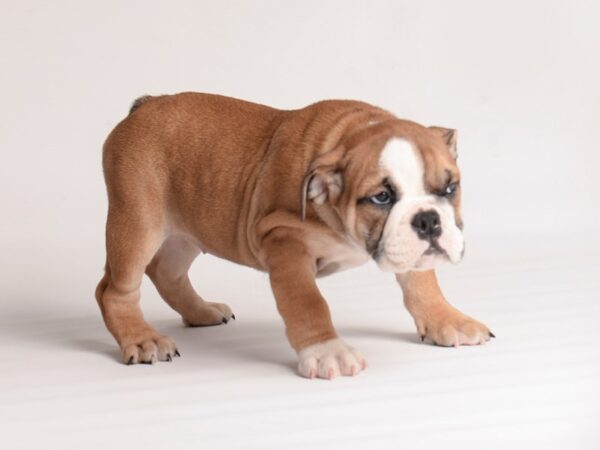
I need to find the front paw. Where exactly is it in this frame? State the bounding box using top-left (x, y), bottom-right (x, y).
top-left (414, 305), bottom-right (494, 347)
top-left (297, 338), bottom-right (367, 379)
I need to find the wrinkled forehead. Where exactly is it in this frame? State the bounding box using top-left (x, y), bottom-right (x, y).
top-left (377, 137), bottom-right (458, 194)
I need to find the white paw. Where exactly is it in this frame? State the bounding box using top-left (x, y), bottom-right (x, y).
top-left (297, 338), bottom-right (367, 380)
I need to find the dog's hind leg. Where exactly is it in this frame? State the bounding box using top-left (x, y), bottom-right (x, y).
top-left (145, 235), bottom-right (234, 326)
top-left (96, 208), bottom-right (178, 364)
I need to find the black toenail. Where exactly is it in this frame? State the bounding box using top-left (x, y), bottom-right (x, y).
top-left (489, 331), bottom-right (496, 338)
top-left (174, 349), bottom-right (181, 357)
top-left (420, 335), bottom-right (425, 342)
top-left (127, 356), bottom-right (134, 365)
top-left (222, 317), bottom-right (228, 324)
top-left (166, 354), bottom-right (172, 362)
top-left (231, 314), bottom-right (236, 320)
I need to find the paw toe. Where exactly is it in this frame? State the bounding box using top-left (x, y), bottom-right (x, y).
top-left (339, 352), bottom-right (361, 376)
top-left (140, 341), bottom-right (158, 363)
top-left (298, 356), bottom-right (318, 379)
top-left (318, 355), bottom-right (340, 380)
top-left (122, 345), bottom-right (140, 365)
top-left (210, 302), bottom-right (233, 319)
top-left (156, 336), bottom-right (178, 361)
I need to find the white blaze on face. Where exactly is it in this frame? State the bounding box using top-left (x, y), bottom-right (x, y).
top-left (376, 138), bottom-right (464, 273)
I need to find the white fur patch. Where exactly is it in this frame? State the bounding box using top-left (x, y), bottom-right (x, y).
top-left (376, 138), bottom-right (464, 272)
top-left (297, 338), bottom-right (366, 379)
top-left (379, 138), bottom-right (426, 198)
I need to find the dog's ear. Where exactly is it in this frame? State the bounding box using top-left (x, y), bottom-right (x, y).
top-left (429, 126), bottom-right (457, 159)
top-left (301, 167), bottom-right (343, 221)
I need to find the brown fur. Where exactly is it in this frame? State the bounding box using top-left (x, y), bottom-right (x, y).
top-left (96, 92), bottom-right (490, 371)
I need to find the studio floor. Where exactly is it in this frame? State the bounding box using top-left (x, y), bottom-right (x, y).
top-left (1, 233), bottom-right (599, 449)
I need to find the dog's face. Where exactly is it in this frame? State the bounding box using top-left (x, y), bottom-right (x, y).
top-left (304, 122), bottom-right (464, 273)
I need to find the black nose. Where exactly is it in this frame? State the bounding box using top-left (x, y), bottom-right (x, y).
top-left (411, 210), bottom-right (442, 240)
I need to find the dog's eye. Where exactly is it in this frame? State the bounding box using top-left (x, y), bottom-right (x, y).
top-left (370, 191), bottom-right (392, 205)
top-left (442, 182), bottom-right (458, 197)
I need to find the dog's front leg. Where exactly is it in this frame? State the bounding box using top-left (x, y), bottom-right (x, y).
top-left (397, 270), bottom-right (493, 347)
top-left (261, 229), bottom-right (366, 379)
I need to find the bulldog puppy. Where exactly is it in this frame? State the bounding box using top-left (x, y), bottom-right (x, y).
top-left (96, 93), bottom-right (493, 379)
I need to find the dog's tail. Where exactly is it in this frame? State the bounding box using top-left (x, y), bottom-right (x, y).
top-left (129, 95), bottom-right (153, 115)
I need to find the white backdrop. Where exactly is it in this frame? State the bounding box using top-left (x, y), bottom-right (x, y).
top-left (1, 1), bottom-right (599, 266)
top-left (1, 1), bottom-right (599, 449)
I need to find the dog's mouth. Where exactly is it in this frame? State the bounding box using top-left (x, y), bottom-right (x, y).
top-left (423, 246), bottom-right (439, 255)
top-left (373, 234), bottom-right (463, 273)
top-left (423, 240), bottom-right (447, 257)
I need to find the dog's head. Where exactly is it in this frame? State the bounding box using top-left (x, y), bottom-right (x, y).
top-left (302, 121), bottom-right (463, 273)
